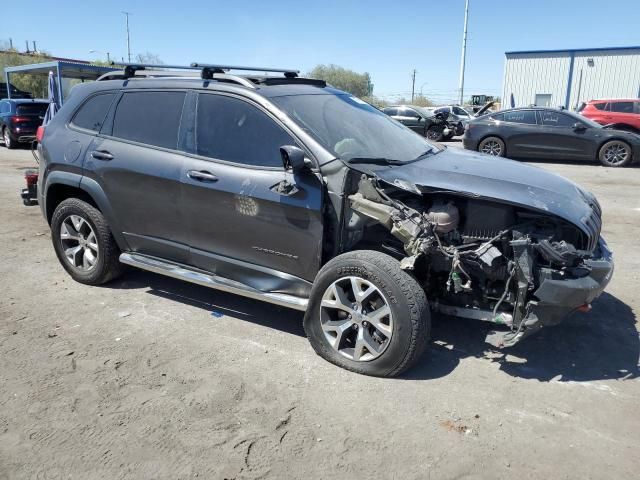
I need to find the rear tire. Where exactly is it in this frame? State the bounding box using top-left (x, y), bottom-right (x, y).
top-left (51, 198), bottom-right (125, 285)
top-left (478, 136), bottom-right (506, 157)
top-left (3, 127), bottom-right (15, 149)
top-left (304, 250), bottom-right (430, 377)
top-left (598, 140), bottom-right (632, 167)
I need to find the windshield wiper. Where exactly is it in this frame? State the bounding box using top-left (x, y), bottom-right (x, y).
top-left (412, 148), bottom-right (434, 161)
top-left (347, 157), bottom-right (405, 165)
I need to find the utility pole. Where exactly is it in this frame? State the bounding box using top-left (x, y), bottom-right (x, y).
top-left (122, 11), bottom-right (132, 62)
top-left (411, 69), bottom-right (417, 102)
top-left (458, 0), bottom-right (469, 105)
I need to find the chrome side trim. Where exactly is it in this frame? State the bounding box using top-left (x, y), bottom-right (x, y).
top-left (433, 302), bottom-right (513, 327)
top-left (119, 252), bottom-right (308, 311)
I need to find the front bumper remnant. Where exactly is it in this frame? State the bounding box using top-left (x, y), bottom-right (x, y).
top-left (486, 238), bottom-right (614, 348)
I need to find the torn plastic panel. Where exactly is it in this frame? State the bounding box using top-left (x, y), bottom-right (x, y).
top-left (346, 175), bottom-right (614, 348)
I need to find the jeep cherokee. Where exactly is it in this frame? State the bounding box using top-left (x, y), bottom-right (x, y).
top-left (36, 64), bottom-right (614, 377)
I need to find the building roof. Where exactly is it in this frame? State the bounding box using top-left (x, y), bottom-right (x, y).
top-left (4, 60), bottom-right (113, 80)
top-left (505, 46), bottom-right (640, 56)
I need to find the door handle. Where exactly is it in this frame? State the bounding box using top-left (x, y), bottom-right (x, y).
top-left (90, 150), bottom-right (114, 160)
top-left (187, 170), bottom-right (218, 182)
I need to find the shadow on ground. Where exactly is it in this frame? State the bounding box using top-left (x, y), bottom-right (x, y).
top-left (107, 271), bottom-right (638, 383)
top-left (406, 292), bottom-right (639, 383)
top-left (108, 269), bottom-right (306, 337)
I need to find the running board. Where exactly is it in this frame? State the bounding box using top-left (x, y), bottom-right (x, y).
top-left (119, 253), bottom-right (309, 311)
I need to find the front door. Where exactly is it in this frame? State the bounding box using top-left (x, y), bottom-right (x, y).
top-left (181, 92), bottom-right (323, 291)
top-left (534, 110), bottom-right (595, 160)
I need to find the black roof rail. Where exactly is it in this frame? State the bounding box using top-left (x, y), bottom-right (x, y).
top-left (191, 62), bottom-right (299, 80)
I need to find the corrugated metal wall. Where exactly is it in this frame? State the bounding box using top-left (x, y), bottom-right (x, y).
top-left (568, 50), bottom-right (640, 108)
top-left (502, 48), bottom-right (640, 109)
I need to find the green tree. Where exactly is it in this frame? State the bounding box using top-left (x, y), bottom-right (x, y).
top-left (307, 64), bottom-right (373, 97)
top-left (134, 52), bottom-right (163, 65)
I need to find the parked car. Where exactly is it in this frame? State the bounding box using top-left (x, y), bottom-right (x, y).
top-left (578, 99), bottom-right (640, 134)
top-left (36, 66), bottom-right (612, 377)
top-left (0, 82), bottom-right (33, 100)
top-left (0, 99), bottom-right (49, 149)
top-left (382, 104), bottom-right (459, 141)
top-left (463, 107), bottom-right (640, 167)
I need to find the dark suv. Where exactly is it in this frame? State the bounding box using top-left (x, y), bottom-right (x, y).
top-left (0, 99), bottom-right (48, 148)
top-left (37, 64), bottom-right (613, 377)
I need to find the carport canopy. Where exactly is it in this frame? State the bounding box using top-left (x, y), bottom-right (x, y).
top-left (4, 61), bottom-right (115, 105)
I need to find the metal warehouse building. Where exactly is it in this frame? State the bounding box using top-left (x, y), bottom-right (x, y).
top-left (502, 46), bottom-right (640, 110)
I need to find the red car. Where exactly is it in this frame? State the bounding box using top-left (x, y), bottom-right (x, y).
top-left (578, 99), bottom-right (640, 133)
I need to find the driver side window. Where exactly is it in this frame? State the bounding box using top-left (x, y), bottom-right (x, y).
top-left (196, 94), bottom-right (295, 168)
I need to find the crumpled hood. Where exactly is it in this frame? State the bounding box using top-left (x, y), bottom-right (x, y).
top-left (370, 148), bottom-right (600, 238)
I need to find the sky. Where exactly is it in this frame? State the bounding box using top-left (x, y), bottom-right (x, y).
top-left (3, 0), bottom-right (639, 104)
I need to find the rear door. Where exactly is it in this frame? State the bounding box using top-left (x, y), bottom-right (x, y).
top-left (87, 90), bottom-right (191, 263)
top-left (181, 92), bottom-right (323, 286)
top-left (498, 110), bottom-right (541, 157)
top-left (534, 110), bottom-right (596, 160)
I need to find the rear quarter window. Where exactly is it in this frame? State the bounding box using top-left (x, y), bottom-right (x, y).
top-left (71, 93), bottom-right (116, 132)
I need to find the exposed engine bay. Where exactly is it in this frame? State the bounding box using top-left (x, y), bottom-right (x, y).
top-left (344, 174), bottom-right (608, 347)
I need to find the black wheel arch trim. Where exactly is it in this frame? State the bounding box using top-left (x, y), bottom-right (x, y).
top-left (43, 171), bottom-right (129, 251)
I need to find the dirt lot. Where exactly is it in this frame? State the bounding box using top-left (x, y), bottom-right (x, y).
top-left (1, 142), bottom-right (638, 480)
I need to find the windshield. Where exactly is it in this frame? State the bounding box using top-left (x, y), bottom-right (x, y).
top-left (573, 111), bottom-right (603, 129)
top-left (271, 94), bottom-right (440, 162)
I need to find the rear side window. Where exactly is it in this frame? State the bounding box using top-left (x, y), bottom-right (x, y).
top-left (503, 110), bottom-right (537, 124)
top-left (610, 101), bottom-right (634, 113)
top-left (71, 93), bottom-right (116, 132)
top-left (196, 94), bottom-right (294, 168)
top-left (593, 103), bottom-right (608, 111)
top-left (539, 111), bottom-right (575, 127)
top-left (16, 103), bottom-right (48, 116)
top-left (112, 91), bottom-right (185, 149)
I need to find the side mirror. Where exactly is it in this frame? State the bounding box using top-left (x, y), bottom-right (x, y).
top-left (280, 145), bottom-right (309, 173)
top-left (573, 122), bottom-right (586, 131)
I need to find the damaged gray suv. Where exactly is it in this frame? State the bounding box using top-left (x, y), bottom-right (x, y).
top-left (37, 63), bottom-right (613, 377)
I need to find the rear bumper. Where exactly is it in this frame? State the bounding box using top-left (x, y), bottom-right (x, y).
top-left (462, 136), bottom-right (478, 150)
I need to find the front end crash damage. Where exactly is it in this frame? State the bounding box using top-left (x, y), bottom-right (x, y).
top-left (346, 175), bottom-right (614, 347)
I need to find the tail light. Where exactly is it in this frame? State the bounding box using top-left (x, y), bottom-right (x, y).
top-left (25, 170), bottom-right (39, 187)
top-left (36, 126), bottom-right (45, 142)
top-left (10, 115), bottom-right (32, 123)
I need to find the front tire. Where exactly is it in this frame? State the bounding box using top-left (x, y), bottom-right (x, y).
top-left (478, 136), bottom-right (506, 157)
top-left (599, 140), bottom-right (632, 167)
top-left (304, 250), bottom-right (430, 377)
top-left (51, 198), bottom-right (125, 285)
top-left (426, 126), bottom-right (444, 142)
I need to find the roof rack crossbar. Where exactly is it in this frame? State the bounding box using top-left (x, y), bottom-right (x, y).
top-left (191, 62), bottom-right (299, 78)
top-left (110, 62), bottom-right (199, 79)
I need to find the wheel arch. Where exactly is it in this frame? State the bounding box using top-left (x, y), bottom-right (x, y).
top-left (596, 137), bottom-right (635, 162)
top-left (45, 173), bottom-right (128, 250)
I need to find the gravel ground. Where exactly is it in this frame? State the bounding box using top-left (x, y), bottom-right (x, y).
top-left (0, 142), bottom-right (638, 479)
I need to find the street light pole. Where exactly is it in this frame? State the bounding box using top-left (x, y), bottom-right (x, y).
top-left (411, 69), bottom-right (417, 102)
top-left (122, 11), bottom-right (132, 62)
top-left (458, 0), bottom-right (469, 105)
